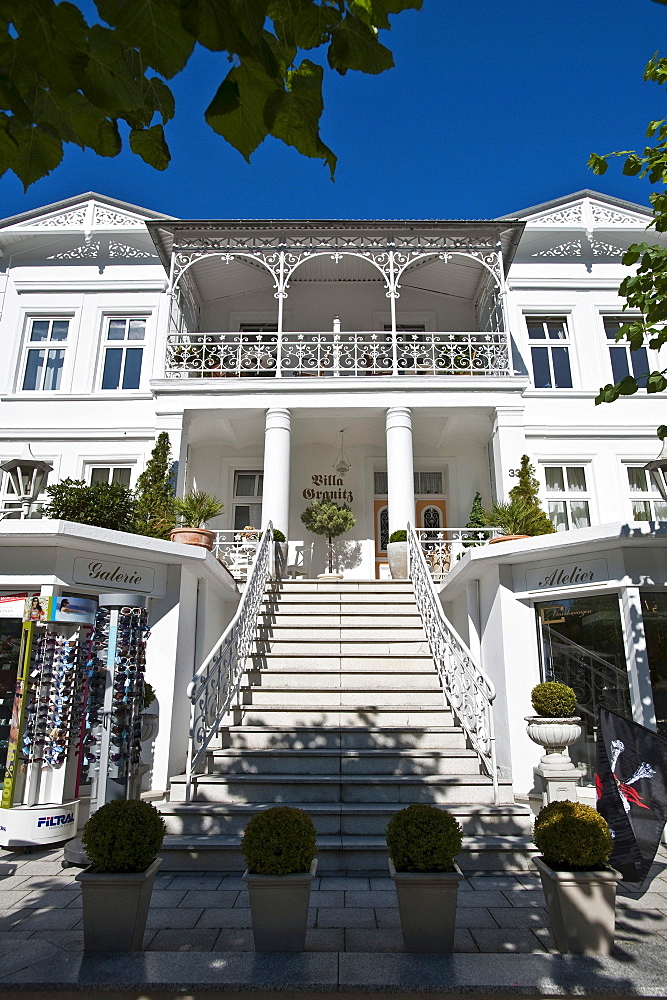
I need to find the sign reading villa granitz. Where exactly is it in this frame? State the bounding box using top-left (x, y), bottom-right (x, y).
top-left (303, 474), bottom-right (353, 503)
top-left (72, 556), bottom-right (156, 593)
top-left (525, 558), bottom-right (609, 592)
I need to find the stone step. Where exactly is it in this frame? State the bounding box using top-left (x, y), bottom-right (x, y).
top-left (214, 725), bottom-right (467, 751)
top-left (250, 655), bottom-right (434, 671)
top-left (256, 627), bottom-right (426, 642)
top-left (158, 801), bottom-right (531, 838)
top-left (258, 614), bottom-right (422, 628)
top-left (220, 706), bottom-right (455, 727)
top-left (168, 772), bottom-right (497, 805)
top-left (261, 603), bottom-right (419, 616)
top-left (256, 640), bottom-right (430, 655)
top-left (243, 670), bottom-right (441, 690)
top-left (271, 582), bottom-right (414, 593)
top-left (240, 687), bottom-right (444, 707)
top-left (204, 747), bottom-right (481, 776)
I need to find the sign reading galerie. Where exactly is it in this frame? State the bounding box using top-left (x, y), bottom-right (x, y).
top-left (525, 558), bottom-right (609, 592)
top-left (303, 474), bottom-right (353, 504)
top-left (72, 556), bottom-right (156, 593)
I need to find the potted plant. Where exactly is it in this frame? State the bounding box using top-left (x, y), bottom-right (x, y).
top-left (387, 529), bottom-right (408, 579)
top-left (242, 806), bottom-right (317, 952)
top-left (170, 490), bottom-right (225, 550)
top-left (76, 799), bottom-right (166, 952)
top-left (386, 803), bottom-right (463, 953)
top-left (526, 681), bottom-right (582, 767)
top-left (533, 800), bottom-right (619, 954)
top-left (300, 499), bottom-right (355, 580)
top-left (44, 478), bottom-right (138, 531)
top-left (272, 528), bottom-right (288, 577)
top-left (133, 432), bottom-right (177, 539)
top-left (485, 455), bottom-right (555, 542)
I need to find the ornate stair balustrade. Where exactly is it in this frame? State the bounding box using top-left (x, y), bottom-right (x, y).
top-left (413, 527), bottom-right (499, 581)
top-left (165, 330), bottom-right (512, 379)
top-left (184, 524), bottom-right (274, 803)
top-left (408, 523), bottom-right (499, 803)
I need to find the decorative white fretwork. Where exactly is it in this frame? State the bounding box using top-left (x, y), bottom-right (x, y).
top-left (590, 239), bottom-right (623, 257)
top-left (48, 242), bottom-right (101, 260)
top-left (532, 205), bottom-right (584, 226)
top-left (590, 204), bottom-right (648, 226)
top-left (29, 208), bottom-right (88, 229)
top-left (532, 239), bottom-right (583, 258)
top-left (108, 241), bottom-right (155, 259)
top-left (93, 205), bottom-right (145, 228)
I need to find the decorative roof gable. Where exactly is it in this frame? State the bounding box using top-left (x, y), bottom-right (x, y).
top-left (500, 190), bottom-right (652, 230)
top-left (0, 192), bottom-right (171, 234)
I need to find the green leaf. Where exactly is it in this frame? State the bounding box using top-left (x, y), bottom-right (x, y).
top-left (328, 13), bottom-right (394, 74)
top-left (647, 372), bottom-right (667, 394)
top-left (12, 0), bottom-right (89, 95)
top-left (129, 122), bottom-right (170, 168)
top-left (205, 60), bottom-right (276, 160)
top-left (623, 153), bottom-right (643, 176)
top-left (587, 153), bottom-right (608, 175)
top-left (269, 0), bottom-right (341, 49)
top-left (95, 0), bottom-right (195, 78)
top-left (6, 120), bottom-right (63, 189)
top-left (143, 76), bottom-right (175, 123)
top-left (264, 59), bottom-right (336, 177)
top-left (82, 25), bottom-right (145, 115)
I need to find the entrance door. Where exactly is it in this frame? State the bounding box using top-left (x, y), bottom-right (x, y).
top-left (372, 472), bottom-right (447, 579)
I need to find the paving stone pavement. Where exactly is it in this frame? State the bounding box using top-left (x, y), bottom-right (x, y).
top-left (1, 844), bottom-right (667, 957)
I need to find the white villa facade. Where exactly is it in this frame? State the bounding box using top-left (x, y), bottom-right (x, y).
top-left (0, 188), bottom-right (666, 835)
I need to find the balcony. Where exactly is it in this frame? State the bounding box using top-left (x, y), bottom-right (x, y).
top-left (164, 331), bottom-right (512, 379)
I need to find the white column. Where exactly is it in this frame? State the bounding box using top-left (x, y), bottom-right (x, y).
top-left (490, 405), bottom-right (526, 502)
top-left (261, 407), bottom-right (291, 534)
top-left (386, 406), bottom-right (415, 535)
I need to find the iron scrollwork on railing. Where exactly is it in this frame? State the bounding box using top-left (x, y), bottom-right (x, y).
top-left (184, 524), bottom-right (273, 802)
top-left (408, 523), bottom-right (498, 802)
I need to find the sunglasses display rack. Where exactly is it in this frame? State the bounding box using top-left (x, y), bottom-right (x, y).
top-left (87, 593), bottom-right (149, 811)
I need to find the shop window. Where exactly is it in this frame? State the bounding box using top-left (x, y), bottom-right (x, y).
top-left (641, 593), bottom-right (667, 737)
top-left (603, 316), bottom-right (649, 388)
top-left (525, 316), bottom-right (572, 389)
top-left (21, 318), bottom-right (69, 391)
top-left (544, 465), bottom-right (591, 531)
top-left (87, 466), bottom-right (133, 488)
top-left (627, 465), bottom-right (667, 521)
top-left (101, 318), bottom-right (146, 390)
top-left (233, 471), bottom-right (263, 531)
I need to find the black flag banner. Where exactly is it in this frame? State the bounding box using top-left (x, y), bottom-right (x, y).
top-left (597, 706), bottom-right (667, 883)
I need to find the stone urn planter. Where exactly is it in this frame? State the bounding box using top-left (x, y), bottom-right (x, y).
top-left (77, 858), bottom-right (161, 952)
top-left (169, 526), bottom-right (216, 550)
top-left (389, 859), bottom-right (463, 952)
top-left (387, 541), bottom-right (408, 579)
top-left (525, 716), bottom-right (582, 773)
top-left (534, 856), bottom-right (620, 955)
top-left (244, 860), bottom-right (317, 952)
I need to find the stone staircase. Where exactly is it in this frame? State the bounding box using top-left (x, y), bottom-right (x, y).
top-left (159, 580), bottom-right (533, 872)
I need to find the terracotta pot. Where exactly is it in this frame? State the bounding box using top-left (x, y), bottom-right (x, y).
top-left (488, 534), bottom-right (531, 544)
top-left (169, 527), bottom-right (215, 550)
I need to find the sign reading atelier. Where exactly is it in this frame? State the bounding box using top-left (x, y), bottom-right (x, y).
top-left (72, 556), bottom-right (156, 593)
top-left (525, 558), bottom-right (609, 592)
top-left (303, 474), bottom-right (353, 504)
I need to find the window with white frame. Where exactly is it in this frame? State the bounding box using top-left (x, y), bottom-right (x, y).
top-left (603, 316), bottom-right (649, 388)
top-left (86, 465), bottom-right (133, 488)
top-left (100, 318), bottom-right (146, 390)
top-left (627, 466), bottom-right (667, 520)
top-left (233, 471), bottom-right (263, 531)
top-left (544, 464), bottom-right (591, 531)
top-left (21, 318), bottom-right (69, 391)
top-left (373, 471), bottom-right (443, 496)
top-left (525, 316), bottom-right (573, 389)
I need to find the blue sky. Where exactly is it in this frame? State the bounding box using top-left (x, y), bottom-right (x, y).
top-left (1, 1), bottom-right (666, 221)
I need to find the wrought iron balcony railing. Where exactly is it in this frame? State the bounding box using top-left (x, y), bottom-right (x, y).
top-left (165, 330), bottom-right (511, 379)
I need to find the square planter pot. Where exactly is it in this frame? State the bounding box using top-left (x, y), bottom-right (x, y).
top-left (387, 541), bottom-right (408, 579)
top-left (534, 856), bottom-right (621, 955)
top-left (243, 859), bottom-right (317, 952)
top-left (76, 858), bottom-right (161, 952)
top-left (389, 858), bottom-right (463, 952)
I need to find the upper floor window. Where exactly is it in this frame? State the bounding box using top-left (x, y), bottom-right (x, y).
top-left (627, 466), bottom-right (667, 520)
top-left (239, 323), bottom-right (278, 333)
top-left (603, 316), bottom-right (648, 388)
top-left (233, 471), bottom-right (263, 531)
top-left (526, 316), bottom-right (572, 389)
top-left (22, 318), bottom-right (69, 391)
top-left (544, 464), bottom-right (591, 531)
top-left (87, 465), bottom-right (132, 487)
top-left (101, 318), bottom-right (146, 390)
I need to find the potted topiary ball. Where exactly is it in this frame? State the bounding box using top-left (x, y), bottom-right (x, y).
top-left (387, 529), bottom-right (408, 579)
top-left (76, 799), bottom-right (166, 952)
top-left (241, 806), bottom-right (317, 952)
top-left (533, 800), bottom-right (619, 954)
top-left (386, 803), bottom-right (463, 953)
top-left (526, 682), bottom-right (582, 774)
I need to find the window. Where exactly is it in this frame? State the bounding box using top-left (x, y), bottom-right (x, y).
top-left (373, 471), bottom-right (443, 496)
top-left (22, 318), bottom-right (69, 391)
top-left (101, 318), bottom-right (146, 390)
top-left (233, 471), bottom-right (263, 531)
top-left (526, 316), bottom-right (572, 389)
top-left (603, 316), bottom-right (649, 389)
top-left (87, 466), bottom-right (132, 487)
top-left (544, 464), bottom-right (591, 531)
top-left (627, 466), bottom-right (667, 521)
top-left (239, 323), bottom-right (278, 333)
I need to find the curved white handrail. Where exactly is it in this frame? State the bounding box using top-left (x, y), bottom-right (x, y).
top-left (408, 522), bottom-right (499, 803)
top-left (184, 524), bottom-right (273, 802)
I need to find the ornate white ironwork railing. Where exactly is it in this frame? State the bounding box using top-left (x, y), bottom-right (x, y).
top-left (414, 527), bottom-right (500, 581)
top-left (212, 530), bottom-right (259, 580)
top-left (164, 331), bottom-right (511, 379)
top-left (184, 524), bottom-right (273, 803)
top-left (408, 522), bottom-right (498, 802)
